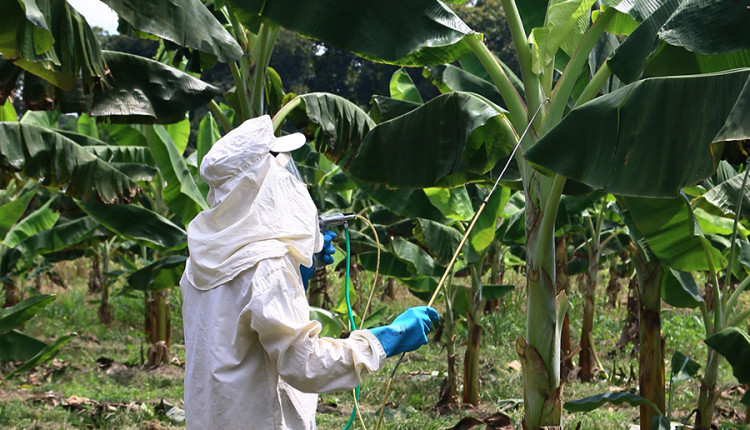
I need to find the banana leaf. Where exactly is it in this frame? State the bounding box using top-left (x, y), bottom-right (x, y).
top-left (607, 0), bottom-right (681, 84)
top-left (3, 197), bottom-right (58, 248)
top-left (0, 99), bottom-right (18, 121)
top-left (704, 327), bottom-right (750, 384)
top-left (526, 69), bottom-right (750, 198)
top-left (369, 96), bottom-right (421, 124)
top-left (0, 182), bottom-right (38, 239)
top-left (91, 51), bottom-right (222, 124)
top-left (699, 171), bottom-right (750, 220)
top-left (5, 333), bottom-right (76, 379)
top-left (391, 237), bottom-right (444, 278)
top-left (144, 125), bottom-right (209, 225)
top-left (354, 180), bottom-right (448, 223)
top-left (468, 186), bottom-right (510, 257)
top-left (658, 0), bottom-right (750, 56)
top-left (670, 351), bottom-right (700, 384)
top-left (358, 251), bottom-right (412, 279)
top-left (424, 64), bottom-right (506, 108)
top-left (291, 93), bottom-right (375, 170)
top-left (125, 255), bottom-right (187, 292)
top-left (0, 0), bottom-right (106, 91)
top-left (349, 91), bottom-right (514, 189)
top-left (0, 294), bottom-right (55, 336)
top-left (76, 200), bottom-right (186, 250)
top-left (100, 123), bottom-right (148, 147)
top-left (413, 218), bottom-right (462, 264)
top-left (424, 187), bottom-right (474, 221)
top-left (564, 391), bottom-right (661, 415)
top-left (225, 0), bottom-right (476, 66)
top-left (0, 330), bottom-right (46, 361)
top-left (389, 69), bottom-right (423, 103)
top-left (101, 0), bottom-right (242, 62)
top-left (76, 113), bottom-right (98, 138)
top-left (529, 0), bottom-right (597, 75)
top-left (0, 122), bottom-right (140, 203)
top-left (19, 216), bottom-right (99, 256)
top-left (619, 195), bottom-right (724, 272)
top-left (645, 45), bottom-right (750, 79)
top-left (661, 267), bottom-right (703, 309)
top-left (309, 307), bottom-right (345, 338)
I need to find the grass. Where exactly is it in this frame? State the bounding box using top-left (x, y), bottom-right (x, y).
top-left (0, 260), bottom-right (747, 429)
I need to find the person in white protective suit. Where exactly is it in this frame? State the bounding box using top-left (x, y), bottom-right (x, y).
top-left (180, 115), bottom-right (439, 430)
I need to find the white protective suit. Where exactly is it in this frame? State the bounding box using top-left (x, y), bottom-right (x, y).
top-left (180, 115), bottom-right (386, 430)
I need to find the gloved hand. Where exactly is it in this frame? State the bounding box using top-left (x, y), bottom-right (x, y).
top-left (369, 306), bottom-right (440, 357)
top-left (300, 230), bottom-right (338, 291)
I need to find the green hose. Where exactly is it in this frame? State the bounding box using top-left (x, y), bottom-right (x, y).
top-left (342, 225), bottom-right (361, 430)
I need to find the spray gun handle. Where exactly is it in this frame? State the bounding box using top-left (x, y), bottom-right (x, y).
top-left (314, 213), bottom-right (355, 270)
top-left (318, 212), bottom-right (356, 229)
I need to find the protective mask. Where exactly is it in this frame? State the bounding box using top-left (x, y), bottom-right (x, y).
top-left (273, 152), bottom-right (304, 183)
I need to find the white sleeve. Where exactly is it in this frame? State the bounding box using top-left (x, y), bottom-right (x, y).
top-left (245, 258), bottom-right (386, 394)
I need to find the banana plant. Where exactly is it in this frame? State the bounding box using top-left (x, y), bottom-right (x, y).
top-left (559, 193), bottom-right (627, 381)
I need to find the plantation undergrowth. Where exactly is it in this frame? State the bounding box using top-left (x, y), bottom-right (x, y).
top-left (0, 261), bottom-right (746, 429)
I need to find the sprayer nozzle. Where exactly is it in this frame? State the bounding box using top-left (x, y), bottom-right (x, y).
top-left (318, 212), bottom-right (356, 229)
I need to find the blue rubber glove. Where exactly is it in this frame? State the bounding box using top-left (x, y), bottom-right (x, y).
top-left (300, 230), bottom-right (338, 291)
top-left (369, 306), bottom-right (440, 357)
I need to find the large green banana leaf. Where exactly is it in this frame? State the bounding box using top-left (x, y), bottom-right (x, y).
top-left (125, 255), bottom-right (187, 292)
top-left (424, 187), bottom-right (475, 221)
top-left (619, 195), bottom-right (724, 272)
top-left (91, 51), bottom-right (222, 124)
top-left (0, 182), bottom-right (38, 239)
top-left (658, 0), bottom-right (750, 56)
top-left (526, 69), bottom-right (750, 198)
top-left (391, 237), bottom-right (444, 278)
top-left (100, 0), bottom-right (242, 62)
top-left (369, 96), bottom-right (421, 124)
top-left (3, 197), bottom-right (58, 248)
top-left (389, 69), bottom-right (423, 104)
top-left (0, 294), bottom-right (55, 336)
top-left (225, 0), bottom-right (476, 66)
top-left (0, 0), bottom-right (106, 90)
top-left (144, 125), bottom-right (208, 225)
top-left (0, 330), bottom-right (46, 361)
top-left (704, 327), bottom-right (750, 384)
top-left (4, 333), bottom-right (75, 379)
top-left (698, 172), bottom-right (750, 221)
top-left (358, 251), bottom-right (412, 279)
top-left (0, 123), bottom-right (140, 203)
top-left (18, 216), bottom-right (99, 256)
top-left (290, 93), bottom-right (375, 171)
top-left (645, 45), bottom-right (750, 80)
top-left (662, 267), bottom-right (703, 309)
top-left (424, 64), bottom-right (506, 108)
top-left (468, 186), bottom-right (511, 257)
top-left (354, 180), bottom-right (448, 223)
top-left (607, 0), bottom-right (680, 84)
top-left (413, 218), bottom-right (462, 264)
top-left (27, 127), bottom-right (156, 183)
top-left (607, 0), bottom-right (750, 84)
top-left (350, 91), bottom-right (515, 188)
top-left (77, 201), bottom-right (186, 250)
